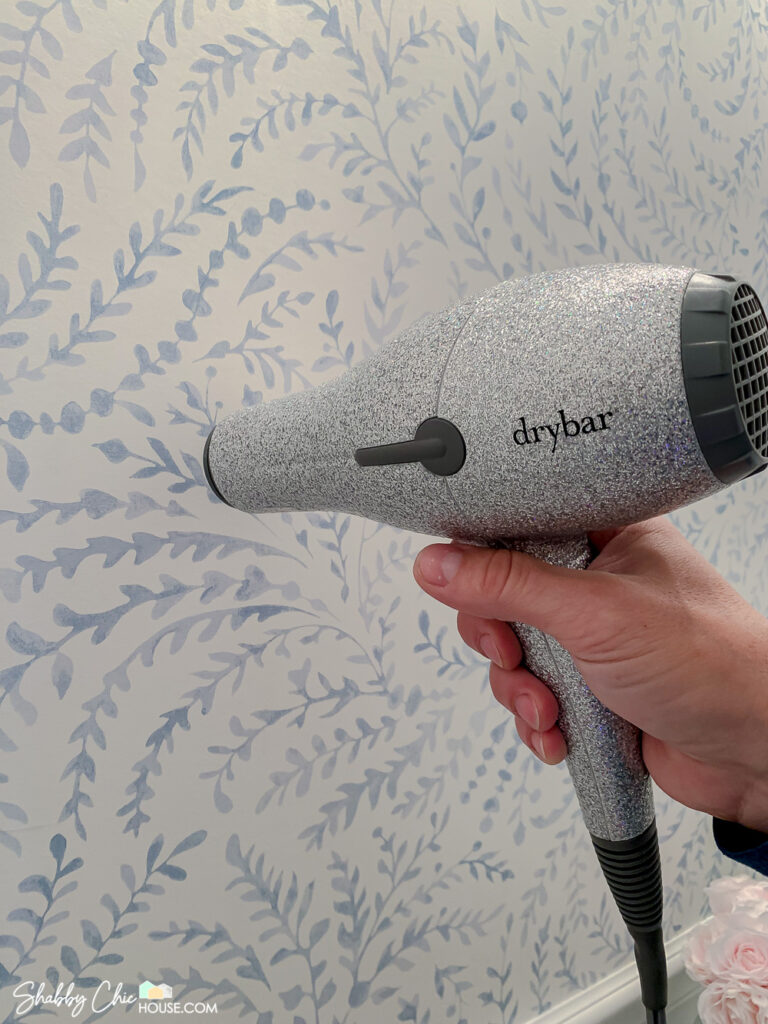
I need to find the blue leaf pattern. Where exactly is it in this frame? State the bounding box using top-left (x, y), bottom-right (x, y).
top-left (1, 1), bottom-right (767, 1020)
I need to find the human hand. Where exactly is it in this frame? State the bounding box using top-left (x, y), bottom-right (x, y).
top-left (412, 517), bottom-right (768, 833)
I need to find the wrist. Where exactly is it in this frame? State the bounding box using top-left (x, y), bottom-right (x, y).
top-left (729, 766), bottom-right (768, 834)
top-left (719, 618), bottom-right (768, 823)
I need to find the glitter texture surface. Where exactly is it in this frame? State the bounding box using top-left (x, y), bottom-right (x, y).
top-left (506, 536), bottom-right (654, 841)
top-left (438, 262), bottom-right (723, 540)
top-left (207, 296), bottom-right (479, 529)
top-left (209, 263), bottom-right (724, 542)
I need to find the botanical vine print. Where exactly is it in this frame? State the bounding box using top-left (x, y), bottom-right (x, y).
top-left (1, 1), bottom-right (766, 1022)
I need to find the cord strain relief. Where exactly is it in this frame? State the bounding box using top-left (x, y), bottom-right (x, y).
top-left (591, 819), bottom-right (663, 930)
top-left (591, 820), bottom-right (668, 1013)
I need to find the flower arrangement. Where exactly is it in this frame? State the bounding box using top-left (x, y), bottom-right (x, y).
top-left (684, 876), bottom-right (768, 1024)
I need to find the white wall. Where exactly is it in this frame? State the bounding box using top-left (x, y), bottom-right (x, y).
top-left (1, 1), bottom-right (765, 1022)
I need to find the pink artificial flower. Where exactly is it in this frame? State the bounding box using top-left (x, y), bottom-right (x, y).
top-left (728, 907), bottom-right (768, 937)
top-left (706, 928), bottom-right (768, 988)
top-left (697, 979), bottom-right (768, 1024)
top-left (707, 876), bottom-right (768, 919)
top-left (685, 917), bottom-right (729, 985)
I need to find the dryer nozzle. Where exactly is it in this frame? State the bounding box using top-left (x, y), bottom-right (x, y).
top-left (681, 273), bottom-right (768, 484)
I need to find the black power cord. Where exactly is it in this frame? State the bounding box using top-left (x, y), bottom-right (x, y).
top-left (591, 821), bottom-right (668, 1023)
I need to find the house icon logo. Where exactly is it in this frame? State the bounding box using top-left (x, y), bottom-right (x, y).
top-left (139, 981), bottom-right (173, 1000)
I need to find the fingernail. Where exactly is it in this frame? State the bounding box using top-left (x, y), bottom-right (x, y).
top-left (479, 634), bottom-right (501, 666)
top-left (416, 546), bottom-right (463, 586)
top-left (531, 733), bottom-right (545, 760)
top-left (515, 694), bottom-right (539, 731)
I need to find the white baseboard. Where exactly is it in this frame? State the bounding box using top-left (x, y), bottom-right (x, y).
top-left (526, 921), bottom-right (702, 1024)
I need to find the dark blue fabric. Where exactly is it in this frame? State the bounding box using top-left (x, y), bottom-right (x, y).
top-left (713, 817), bottom-right (768, 877)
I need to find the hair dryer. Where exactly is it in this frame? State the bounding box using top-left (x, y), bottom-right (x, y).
top-left (203, 263), bottom-right (768, 1023)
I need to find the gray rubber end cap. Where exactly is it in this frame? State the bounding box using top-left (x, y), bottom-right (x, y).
top-left (680, 271), bottom-right (768, 484)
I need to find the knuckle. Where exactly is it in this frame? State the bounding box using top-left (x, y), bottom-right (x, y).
top-left (477, 549), bottom-right (519, 605)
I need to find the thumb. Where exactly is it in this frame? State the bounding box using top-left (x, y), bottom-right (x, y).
top-left (413, 541), bottom-right (616, 646)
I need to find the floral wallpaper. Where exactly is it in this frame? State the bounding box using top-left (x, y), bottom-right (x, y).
top-left (1, 1), bottom-right (766, 1022)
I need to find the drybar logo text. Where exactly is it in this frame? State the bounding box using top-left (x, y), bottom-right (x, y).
top-left (513, 409), bottom-right (614, 454)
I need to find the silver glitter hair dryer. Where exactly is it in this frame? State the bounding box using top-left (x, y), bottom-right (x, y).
top-left (203, 264), bottom-right (768, 1024)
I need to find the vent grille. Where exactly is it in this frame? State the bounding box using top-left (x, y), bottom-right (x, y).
top-left (731, 283), bottom-right (768, 458)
